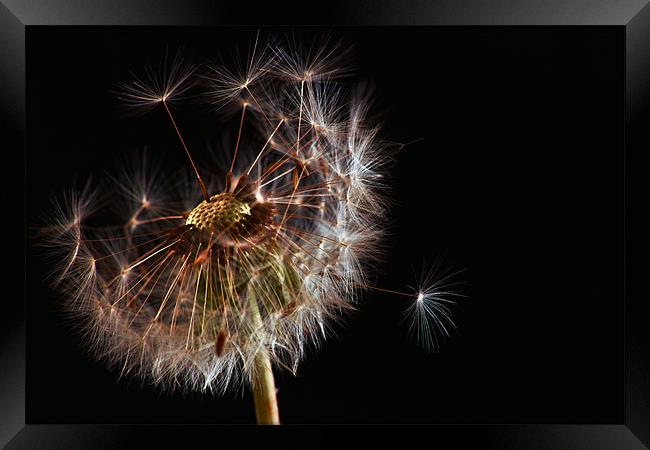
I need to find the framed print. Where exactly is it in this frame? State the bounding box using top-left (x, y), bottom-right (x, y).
top-left (5, 0), bottom-right (650, 448)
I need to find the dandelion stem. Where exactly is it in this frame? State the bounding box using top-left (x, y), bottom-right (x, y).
top-left (252, 345), bottom-right (280, 425)
top-left (248, 293), bottom-right (280, 425)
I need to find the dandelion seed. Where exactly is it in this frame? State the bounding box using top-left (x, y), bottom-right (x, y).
top-left (403, 262), bottom-right (466, 352)
top-left (115, 48), bottom-right (196, 111)
top-left (203, 32), bottom-right (275, 108)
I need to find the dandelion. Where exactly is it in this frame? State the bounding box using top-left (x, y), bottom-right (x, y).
top-left (39, 37), bottom-right (462, 424)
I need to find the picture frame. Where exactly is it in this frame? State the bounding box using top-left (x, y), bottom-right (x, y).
top-left (5, 0), bottom-right (649, 447)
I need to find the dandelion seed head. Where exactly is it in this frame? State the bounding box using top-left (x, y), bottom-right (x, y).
top-left (41, 37), bottom-right (403, 394)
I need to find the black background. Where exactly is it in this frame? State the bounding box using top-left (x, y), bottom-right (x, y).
top-left (26, 27), bottom-right (624, 424)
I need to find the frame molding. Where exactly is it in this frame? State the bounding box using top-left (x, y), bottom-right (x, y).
top-left (6, 1), bottom-right (649, 447)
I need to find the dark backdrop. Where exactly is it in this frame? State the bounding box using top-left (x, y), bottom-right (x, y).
top-left (26, 26), bottom-right (624, 424)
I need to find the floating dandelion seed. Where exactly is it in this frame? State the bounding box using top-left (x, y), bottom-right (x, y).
top-left (39, 37), bottom-right (464, 424)
top-left (403, 263), bottom-right (466, 352)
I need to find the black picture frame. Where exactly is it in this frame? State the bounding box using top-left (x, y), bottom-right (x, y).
top-left (5, 1), bottom-right (650, 448)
